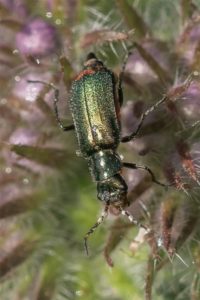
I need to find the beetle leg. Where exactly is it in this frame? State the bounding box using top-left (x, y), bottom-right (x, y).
top-left (120, 47), bottom-right (168, 142)
top-left (119, 207), bottom-right (149, 232)
top-left (121, 95), bottom-right (168, 142)
top-left (118, 67), bottom-right (125, 106)
top-left (121, 72), bottom-right (197, 143)
top-left (123, 162), bottom-right (171, 188)
top-left (84, 203), bottom-right (109, 256)
top-left (118, 50), bottom-right (134, 106)
top-left (27, 80), bottom-right (75, 132)
top-left (118, 80), bottom-right (123, 106)
top-left (52, 85), bottom-right (75, 131)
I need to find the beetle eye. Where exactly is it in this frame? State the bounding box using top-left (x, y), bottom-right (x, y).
top-left (97, 60), bottom-right (104, 66)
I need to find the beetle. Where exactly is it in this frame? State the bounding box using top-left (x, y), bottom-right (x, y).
top-left (29, 53), bottom-right (170, 254)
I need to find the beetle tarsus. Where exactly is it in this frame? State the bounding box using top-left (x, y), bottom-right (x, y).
top-left (84, 237), bottom-right (89, 256)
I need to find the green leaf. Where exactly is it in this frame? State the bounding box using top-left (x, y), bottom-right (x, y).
top-left (11, 144), bottom-right (70, 168)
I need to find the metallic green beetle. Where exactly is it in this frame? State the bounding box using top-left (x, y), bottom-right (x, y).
top-left (64, 53), bottom-right (169, 253)
top-left (29, 53), bottom-right (169, 254)
top-left (70, 53), bottom-right (126, 202)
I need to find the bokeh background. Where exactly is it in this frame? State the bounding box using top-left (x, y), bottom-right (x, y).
top-left (0, 0), bottom-right (200, 299)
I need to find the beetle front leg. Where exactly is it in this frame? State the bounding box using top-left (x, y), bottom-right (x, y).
top-left (121, 72), bottom-right (197, 143)
top-left (123, 162), bottom-right (170, 187)
top-left (118, 50), bottom-right (134, 107)
top-left (27, 80), bottom-right (74, 132)
top-left (120, 47), bottom-right (168, 142)
top-left (121, 95), bottom-right (168, 143)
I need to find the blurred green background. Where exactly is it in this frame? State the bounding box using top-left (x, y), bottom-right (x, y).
top-left (0, 0), bottom-right (200, 299)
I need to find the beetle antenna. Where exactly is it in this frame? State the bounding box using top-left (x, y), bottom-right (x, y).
top-left (119, 207), bottom-right (149, 232)
top-left (84, 203), bottom-right (109, 256)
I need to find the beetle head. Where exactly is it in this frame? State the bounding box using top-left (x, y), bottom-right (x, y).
top-left (84, 52), bottom-right (104, 69)
top-left (97, 174), bottom-right (128, 208)
top-left (84, 174), bottom-right (147, 256)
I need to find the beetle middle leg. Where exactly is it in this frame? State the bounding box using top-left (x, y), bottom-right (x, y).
top-left (27, 80), bottom-right (74, 132)
top-left (123, 162), bottom-right (170, 187)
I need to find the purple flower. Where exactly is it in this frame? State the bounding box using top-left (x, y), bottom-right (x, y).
top-left (178, 82), bottom-right (200, 121)
top-left (0, 0), bottom-right (27, 17)
top-left (15, 18), bottom-right (59, 57)
top-left (13, 72), bottom-right (51, 103)
top-left (125, 39), bottom-right (171, 85)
